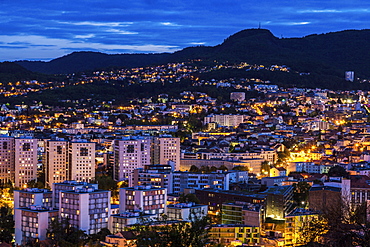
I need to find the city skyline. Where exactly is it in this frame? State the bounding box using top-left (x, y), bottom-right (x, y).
top-left (1, 0), bottom-right (370, 61)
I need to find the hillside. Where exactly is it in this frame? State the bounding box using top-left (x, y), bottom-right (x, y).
top-left (15, 29), bottom-right (370, 79)
top-left (16, 52), bottom-right (171, 74)
top-left (0, 62), bottom-right (62, 82)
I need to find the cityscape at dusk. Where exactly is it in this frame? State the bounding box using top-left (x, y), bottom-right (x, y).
top-left (2, 1), bottom-right (370, 247)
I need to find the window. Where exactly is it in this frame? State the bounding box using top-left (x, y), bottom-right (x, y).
top-left (80, 147), bottom-right (88, 156)
top-left (23, 143), bottom-right (31, 151)
top-left (57, 146), bottom-right (63, 154)
top-left (127, 145), bottom-right (135, 153)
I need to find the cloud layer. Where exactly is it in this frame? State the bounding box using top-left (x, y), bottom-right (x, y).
top-left (1, 0), bottom-right (370, 61)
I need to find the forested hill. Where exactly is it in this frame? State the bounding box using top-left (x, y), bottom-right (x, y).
top-left (15, 28), bottom-right (370, 79)
top-left (0, 62), bottom-right (61, 82)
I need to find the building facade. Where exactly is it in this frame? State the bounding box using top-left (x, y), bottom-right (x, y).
top-left (113, 137), bottom-right (151, 181)
top-left (59, 186), bottom-right (111, 235)
top-left (119, 186), bottom-right (167, 216)
top-left (132, 164), bottom-right (173, 193)
top-left (15, 138), bottom-right (38, 187)
top-left (0, 136), bottom-right (15, 184)
top-left (14, 206), bottom-right (58, 246)
top-left (45, 140), bottom-right (68, 186)
top-left (67, 141), bottom-right (96, 182)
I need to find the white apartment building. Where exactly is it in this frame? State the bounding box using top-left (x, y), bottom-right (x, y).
top-left (52, 180), bottom-right (98, 208)
top-left (15, 205), bottom-right (58, 246)
top-left (45, 140), bottom-right (68, 186)
top-left (119, 186), bottom-right (167, 216)
top-left (113, 137), bottom-right (151, 181)
top-left (59, 186), bottom-right (111, 235)
top-left (204, 114), bottom-right (249, 127)
top-left (0, 136), bottom-right (15, 184)
top-left (14, 188), bottom-right (52, 209)
top-left (290, 162), bottom-right (333, 174)
top-left (199, 149), bottom-right (277, 164)
top-left (68, 141), bottom-right (95, 182)
top-left (109, 212), bottom-right (155, 234)
top-left (152, 136), bottom-right (180, 170)
top-left (15, 138), bottom-right (38, 188)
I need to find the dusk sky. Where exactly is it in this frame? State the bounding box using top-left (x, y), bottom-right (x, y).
top-left (1, 0), bottom-right (370, 62)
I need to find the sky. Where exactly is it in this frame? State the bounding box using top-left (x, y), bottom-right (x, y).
top-left (1, 0), bottom-right (370, 61)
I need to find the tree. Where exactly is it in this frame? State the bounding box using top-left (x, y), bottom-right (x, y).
top-left (189, 165), bottom-right (200, 172)
top-left (292, 181), bottom-right (311, 207)
top-left (232, 166), bottom-right (249, 171)
top-left (327, 165), bottom-right (349, 178)
top-left (27, 179), bottom-right (45, 189)
top-left (132, 214), bottom-right (212, 247)
top-left (300, 199), bottom-right (370, 247)
top-left (261, 161), bottom-right (270, 175)
top-left (0, 205), bottom-right (14, 243)
top-left (94, 174), bottom-right (119, 199)
top-left (88, 228), bottom-right (111, 245)
top-left (47, 216), bottom-right (87, 247)
top-left (179, 193), bottom-right (201, 204)
top-left (218, 165), bottom-right (228, 171)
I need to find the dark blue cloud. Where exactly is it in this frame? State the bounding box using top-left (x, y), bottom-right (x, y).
top-left (1, 0), bottom-right (370, 61)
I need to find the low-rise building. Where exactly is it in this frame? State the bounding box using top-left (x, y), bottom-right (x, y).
top-left (209, 224), bottom-right (260, 246)
top-left (100, 231), bottom-right (136, 247)
top-left (195, 189), bottom-right (266, 214)
top-left (284, 208), bottom-right (320, 247)
top-left (222, 202), bottom-right (262, 227)
top-left (173, 170), bottom-right (248, 194)
top-left (261, 185), bottom-right (294, 220)
top-left (109, 212), bottom-right (155, 234)
top-left (166, 202), bottom-right (208, 221)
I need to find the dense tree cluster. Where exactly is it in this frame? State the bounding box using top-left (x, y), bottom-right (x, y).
top-left (131, 214), bottom-right (212, 247)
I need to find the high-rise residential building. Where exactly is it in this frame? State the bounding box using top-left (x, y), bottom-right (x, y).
top-left (15, 138), bottom-right (38, 188)
top-left (59, 186), bottom-right (111, 235)
top-left (113, 137), bottom-right (151, 181)
top-left (68, 140), bottom-right (96, 182)
top-left (14, 188), bottom-right (52, 209)
top-left (52, 180), bottom-right (98, 208)
top-left (132, 164), bottom-right (173, 193)
top-left (119, 186), bottom-right (167, 216)
top-left (152, 136), bottom-right (180, 170)
top-left (15, 205), bottom-right (58, 246)
top-left (0, 136), bottom-right (15, 184)
top-left (45, 140), bottom-right (68, 187)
